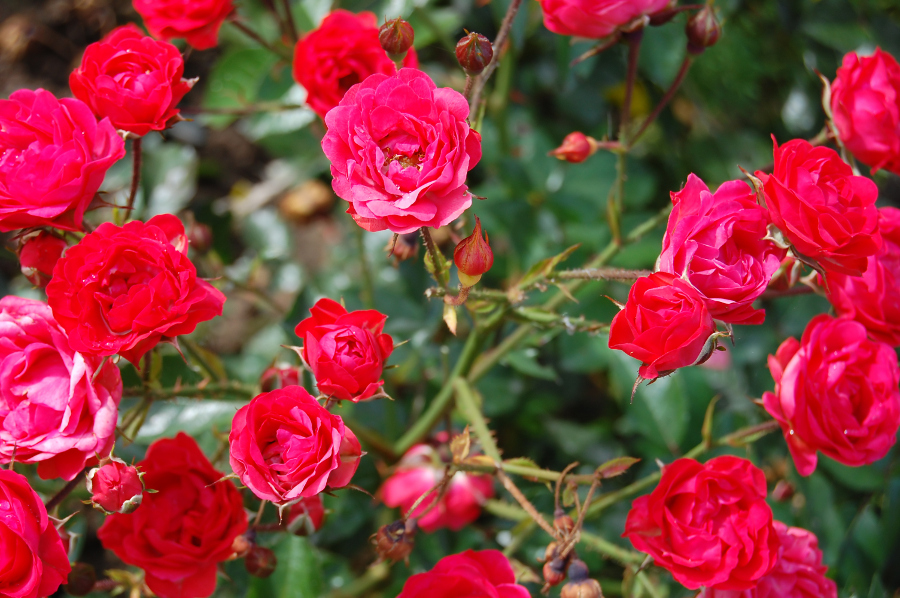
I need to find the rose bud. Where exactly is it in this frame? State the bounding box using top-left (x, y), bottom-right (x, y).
top-left (772, 480), bottom-right (795, 502)
top-left (259, 364), bottom-right (302, 392)
top-left (456, 32), bottom-right (493, 75)
top-left (231, 534), bottom-right (253, 558)
top-left (549, 132), bottom-right (600, 163)
top-left (454, 217), bottom-right (494, 287)
top-left (543, 557), bottom-right (568, 587)
top-left (65, 562), bottom-right (97, 597)
top-left (18, 231), bottom-right (67, 288)
top-left (554, 508), bottom-right (575, 535)
top-left (561, 559), bottom-right (603, 598)
top-left (379, 17), bottom-right (415, 59)
top-left (245, 545), bottom-right (277, 578)
top-left (286, 496), bottom-right (326, 536)
top-left (686, 5), bottom-right (722, 55)
top-left (86, 457), bottom-right (145, 515)
top-left (187, 221), bottom-right (213, 254)
top-left (374, 520), bottom-right (416, 563)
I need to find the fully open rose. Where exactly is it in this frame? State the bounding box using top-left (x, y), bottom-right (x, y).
top-left (132, 0), bottom-right (233, 50)
top-left (538, 0), bottom-right (672, 39)
top-left (397, 549), bottom-right (530, 598)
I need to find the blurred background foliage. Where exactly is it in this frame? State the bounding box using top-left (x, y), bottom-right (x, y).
top-left (2, 0), bottom-right (900, 596)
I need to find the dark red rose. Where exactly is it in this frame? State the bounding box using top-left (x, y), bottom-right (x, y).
top-left (17, 231), bottom-right (67, 288)
top-left (397, 549), bottom-right (530, 598)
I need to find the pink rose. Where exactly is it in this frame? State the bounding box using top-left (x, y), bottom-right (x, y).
top-left (294, 298), bottom-right (394, 402)
top-left (321, 68), bottom-right (482, 233)
top-left (700, 521), bottom-right (837, 598)
top-left (133, 0), bottom-right (234, 50)
top-left (0, 470), bottom-right (71, 598)
top-left (0, 89), bottom-right (125, 232)
top-left (657, 174), bottom-right (785, 325)
top-left (608, 272), bottom-right (718, 381)
top-left (826, 207), bottom-right (900, 346)
top-left (228, 386), bottom-right (362, 504)
top-left (756, 138), bottom-right (881, 276)
top-left (0, 296), bottom-right (122, 481)
top-left (623, 456), bottom-right (779, 591)
top-left (831, 48), bottom-right (900, 175)
top-left (763, 314), bottom-right (900, 476)
top-left (86, 457), bottom-right (146, 515)
top-left (70, 24), bottom-right (195, 137)
top-left (380, 443), bottom-right (494, 532)
top-left (398, 550), bottom-right (530, 598)
top-left (538, 0), bottom-right (672, 39)
top-left (17, 231), bottom-right (67, 289)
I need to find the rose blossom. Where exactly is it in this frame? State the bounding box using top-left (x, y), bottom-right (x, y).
top-left (623, 456), bottom-right (779, 590)
top-left (228, 385), bottom-right (362, 504)
top-left (538, 0), bottom-right (672, 39)
top-left (831, 48), bottom-right (900, 175)
top-left (86, 457), bottom-right (146, 515)
top-left (133, 0), bottom-right (234, 50)
top-left (0, 89), bottom-right (124, 232)
top-left (397, 549), bottom-right (530, 598)
top-left (321, 68), bottom-right (482, 234)
top-left (46, 214), bottom-right (225, 366)
top-left (381, 443), bottom-right (494, 532)
top-left (608, 271), bottom-right (718, 381)
top-left (755, 138), bottom-right (881, 276)
top-left (657, 174), bottom-right (785, 325)
top-left (70, 24), bottom-right (195, 137)
top-left (293, 10), bottom-right (418, 118)
top-left (18, 231), bottom-right (67, 288)
top-left (700, 521), bottom-right (837, 598)
top-left (98, 433), bottom-right (247, 598)
top-left (0, 296), bottom-right (122, 481)
top-left (826, 207), bottom-right (900, 346)
top-left (294, 298), bottom-right (394, 402)
top-left (0, 470), bottom-right (71, 598)
top-left (763, 314), bottom-right (900, 476)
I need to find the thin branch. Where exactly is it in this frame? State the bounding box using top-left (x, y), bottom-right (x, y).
top-left (631, 56), bottom-right (693, 146)
top-left (229, 17), bottom-right (291, 60)
top-left (621, 30), bottom-right (643, 138)
top-left (496, 469), bottom-right (557, 537)
top-left (467, 0), bottom-right (524, 113)
top-left (45, 468), bottom-right (88, 512)
top-left (552, 268), bottom-right (651, 281)
top-left (125, 137), bottom-right (142, 215)
top-left (280, 0), bottom-right (299, 43)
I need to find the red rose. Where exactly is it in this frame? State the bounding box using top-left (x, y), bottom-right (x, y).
top-left (0, 89), bottom-right (125, 232)
top-left (17, 231), bottom-right (67, 288)
top-left (538, 0), bottom-right (672, 39)
top-left (763, 314), bottom-right (900, 476)
top-left (756, 138), bottom-right (881, 276)
top-left (380, 443), bottom-right (494, 532)
top-left (397, 549), bottom-right (530, 598)
top-left (228, 385), bottom-right (362, 504)
top-left (46, 214), bottom-right (225, 366)
top-left (831, 48), bottom-right (900, 175)
top-left (657, 174), bottom-right (785, 325)
top-left (0, 470), bottom-right (71, 598)
top-left (98, 433), bottom-right (247, 598)
top-left (86, 457), bottom-right (146, 515)
top-left (133, 0), bottom-right (234, 50)
top-left (286, 495), bottom-right (326, 535)
top-left (700, 521), bottom-right (837, 598)
top-left (826, 207), bottom-right (900, 346)
top-left (608, 272), bottom-right (718, 381)
top-left (294, 298), bottom-right (394, 402)
top-left (70, 24), bottom-right (195, 137)
top-left (293, 10), bottom-right (418, 118)
top-left (623, 456), bottom-right (779, 591)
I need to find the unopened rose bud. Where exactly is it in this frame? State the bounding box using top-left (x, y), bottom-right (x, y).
top-left (232, 534), bottom-right (253, 558)
top-left (379, 18), bottom-right (415, 59)
top-left (374, 520), bottom-right (416, 562)
top-left (549, 132), bottom-right (600, 164)
top-left (686, 5), bottom-right (721, 55)
top-left (453, 217), bottom-right (493, 287)
top-left (260, 364), bottom-right (302, 392)
top-left (86, 457), bottom-right (145, 515)
top-left (554, 508), bottom-right (575, 535)
top-left (648, 3), bottom-right (679, 26)
top-left (286, 495), bottom-right (326, 536)
top-left (187, 221), bottom-right (213, 254)
top-left (561, 559), bottom-right (603, 598)
top-left (543, 557), bottom-right (567, 587)
top-left (18, 231), bottom-right (66, 288)
top-left (455, 32), bottom-right (493, 75)
top-left (65, 563), bottom-right (97, 597)
top-left (245, 545), bottom-right (278, 578)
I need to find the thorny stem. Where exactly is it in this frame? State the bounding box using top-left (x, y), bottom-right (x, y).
top-left (125, 137), bottom-right (142, 216)
top-left (229, 17), bottom-right (291, 60)
top-left (552, 267), bottom-right (652, 282)
top-left (182, 103), bottom-right (305, 116)
top-left (122, 381), bottom-right (258, 400)
top-left (463, 75), bottom-right (475, 103)
top-left (454, 378), bottom-right (502, 462)
top-left (760, 285), bottom-right (815, 300)
top-left (631, 56), bottom-right (693, 146)
top-left (355, 226), bottom-right (376, 309)
top-left (280, 0), bottom-right (299, 43)
top-left (427, 286), bottom-right (510, 303)
top-left (420, 227), bottom-right (447, 289)
top-left (621, 30), bottom-right (643, 138)
top-left (497, 469), bottom-right (558, 537)
top-left (45, 468), bottom-right (88, 512)
top-left (467, 0), bottom-right (524, 113)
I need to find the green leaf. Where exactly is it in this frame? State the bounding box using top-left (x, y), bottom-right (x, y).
top-left (248, 535), bottom-right (323, 598)
top-left (596, 456), bottom-right (640, 479)
top-left (201, 48), bottom-right (279, 128)
top-left (142, 142), bottom-right (198, 218)
top-left (502, 349), bottom-right (558, 381)
top-left (516, 244), bottom-right (580, 289)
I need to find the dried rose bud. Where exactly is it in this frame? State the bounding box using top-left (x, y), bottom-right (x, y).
top-left (86, 457), bottom-right (145, 515)
top-left (374, 520), bottom-right (416, 562)
top-left (455, 32), bottom-right (493, 75)
top-left (18, 231), bottom-right (66, 288)
top-left (232, 534), bottom-right (253, 558)
top-left (453, 217), bottom-right (493, 287)
top-left (387, 232), bottom-right (420, 263)
top-left (260, 364), bottom-right (302, 392)
top-left (686, 5), bottom-right (721, 55)
top-left (542, 541), bottom-right (560, 562)
top-left (561, 559), bottom-right (603, 598)
top-left (245, 545), bottom-right (278, 578)
top-left (286, 495), bottom-right (326, 536)
top-left (543, 557), bottom-right (567, 587)
top-left (554, 508), bottom-right (575, 535)
top-left (379, 17), bottom-right (415, 59)
top-left (65, 563), bottom-right (97, 597)
top-left (188, 221), bottom-right (213, 254)
top-left (549, 132), bottom-right (600, 164)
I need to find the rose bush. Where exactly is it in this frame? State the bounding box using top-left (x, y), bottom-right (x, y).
top-left (321, 68), bottom-right (482, 233)
top-left (0, 296), bottom-right (122, 481)
top-left (98, 433), bottom-right (247, 598)
top-left (537, 0), bottom-right (672, 39)
top-left (132, 0), bottom-right (233, 50)
top-left (46, 214), bottom-right (225, 366)
top-left (397, 549), bottom-right (530, 598)
top-left (0, 88), bottom-right (124, 232)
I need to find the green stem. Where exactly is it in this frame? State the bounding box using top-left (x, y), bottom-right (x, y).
top-left (426, 287), bottom-right (511, 303)
top-left (454, 378), bottom-right (502, 463)
top-left (580, 530), bottom-right (646, 565)
top-left (421, 227), bottom-right (448, 288)
top-left (122, 381), bottom-right (258, 400)
top-left (355, 226), bottom-right (375, 309)
top-left (630, 56), bottom-right (693, 147)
